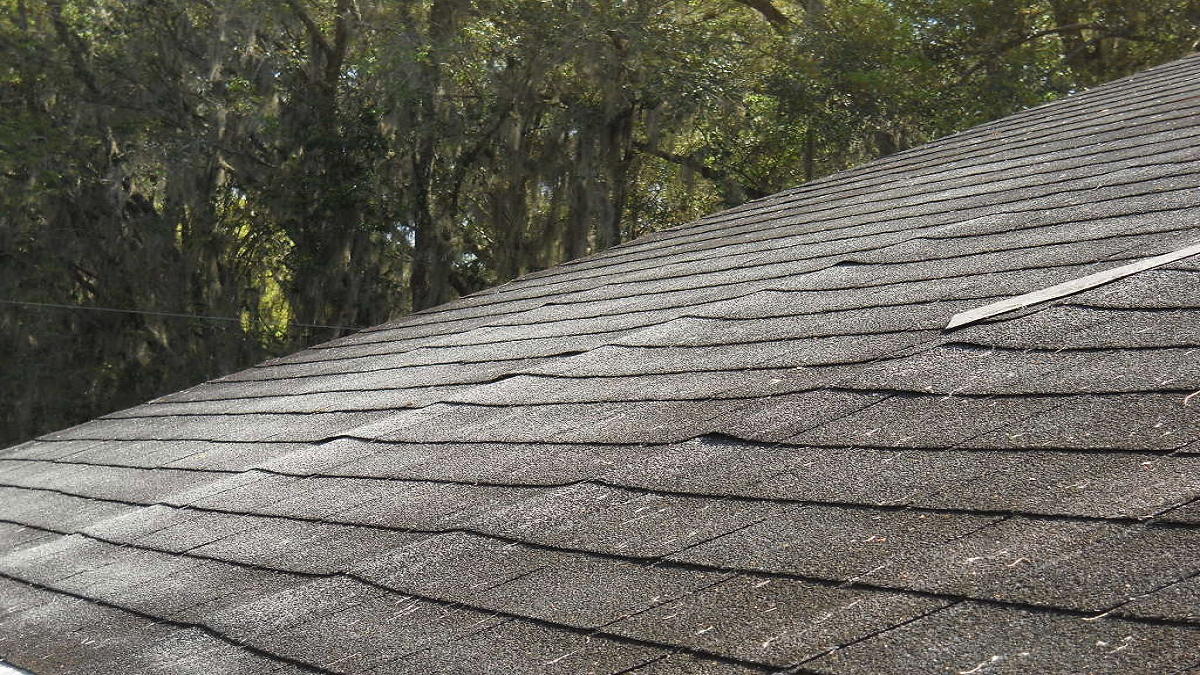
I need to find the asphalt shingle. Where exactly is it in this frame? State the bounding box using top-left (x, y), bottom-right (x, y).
top-left (804, 602), bottom-right (1200, 675)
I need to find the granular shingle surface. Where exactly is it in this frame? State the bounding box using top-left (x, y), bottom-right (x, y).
top-left (3, 56), bottom-right (1200, 674)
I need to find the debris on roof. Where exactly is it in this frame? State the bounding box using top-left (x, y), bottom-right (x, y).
top-left (2, 55), bottom-right (1200, 674)
top-left (944, 239), bottom-right (1200, 329)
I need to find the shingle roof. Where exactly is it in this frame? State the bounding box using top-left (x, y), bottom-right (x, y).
top-left (3, 55), bottom-right (1200, 674)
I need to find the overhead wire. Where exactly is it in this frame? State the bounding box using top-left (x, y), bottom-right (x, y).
top-left (0, 299), bottom-right (361, 331)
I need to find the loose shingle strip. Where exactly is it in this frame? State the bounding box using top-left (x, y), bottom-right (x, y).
top-left (945, 239), bottom-right (1200, 329)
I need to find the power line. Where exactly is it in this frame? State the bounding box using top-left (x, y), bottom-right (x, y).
top-left (0, 299), bottom-right (361, 331)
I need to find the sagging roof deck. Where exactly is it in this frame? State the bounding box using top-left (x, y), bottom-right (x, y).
top-left (2, 55), bottom-right (1200, 675)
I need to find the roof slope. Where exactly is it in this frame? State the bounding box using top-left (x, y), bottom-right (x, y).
top-left (3, 55), bottom-right (1200, 675)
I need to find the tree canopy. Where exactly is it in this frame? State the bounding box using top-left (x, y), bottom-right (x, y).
top-left (2, 0), bottom-right (1198, 445)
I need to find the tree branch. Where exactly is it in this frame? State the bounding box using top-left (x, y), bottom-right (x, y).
top-left (728, 0), bottom-right (793, 33)
top-left (282, 0), bottom-right (333, 62)
top-left (46, 0), bottom-right (101, 97)
top-left (327, 0), bottom-right (357, 81)
top-left (635, 141), bottom-right (768, 200)
top-left (954, 23), bottom-right (1099, 86)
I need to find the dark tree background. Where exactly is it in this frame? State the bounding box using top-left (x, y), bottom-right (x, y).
top-left (2, 0), bottom-right (1198, 445)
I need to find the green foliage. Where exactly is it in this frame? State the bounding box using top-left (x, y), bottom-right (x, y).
top-left (2, 0), bottom-right (1197, 445)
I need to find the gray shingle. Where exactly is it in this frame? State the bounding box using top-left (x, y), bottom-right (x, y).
top-left (320, 440), bottom-right (621, 484)
top-left (712, 390), bottom-right (890, 443)
top-left (670, 505), bottom-right (1001, 580)
top-left (108, 627), bottom-right (302, 675)
top-left (789, 394), bottom-right (1064, 449)
top-left (0, 460), bottom-right (214, 503)
top-left (472, 483), bottom-right (782, 558)
top-left (249, 588), bottom-right (502, 673)
top-left (1119, 573), bottom-right (1200, 622)
top-left (846, 344), bottom-right (1200, 396)
top-left (373, 620), bottom-right (663, 675)
top-left (804, 602), bottom-right (1200, 675)
top-left (863, 518), bottom-right (1200, 613)
top-left (620, 653), bottom-right (766, 674)
top-left (0, 579), bottom-right (184, 674)
top-left (0, 486), bottom-right (138, 531)
top-left (758, 449), bottom-right (1200, 519)
top-left (190, 518), bottom-right (418, 574)
top-left (357, 399), bottom-right (747, 444)
top-left (357, 531), bottom-right (728, 627)
top-left (1073, 268), bottom-right (1200, 309)
top-left (204, 576), bottom-right (376, 639)
top-left (967, 393), bottom-right (1200, 451)
top-left (0, 523), bottom-right (59, 557)
top-left (608, 574), bottom-right (947, 666)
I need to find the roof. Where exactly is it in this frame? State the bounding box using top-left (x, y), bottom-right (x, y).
top-left (2, 55), bottom-right (1200, 675)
